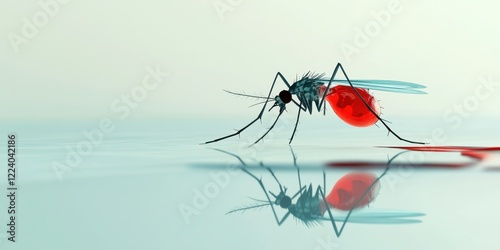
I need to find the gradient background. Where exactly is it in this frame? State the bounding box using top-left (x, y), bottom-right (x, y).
top-left (1, 0), bottom-right (500, 249)
top-left (2, 0), bottom-right (500, 120)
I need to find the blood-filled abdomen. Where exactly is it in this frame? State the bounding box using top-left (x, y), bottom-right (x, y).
top-left (322, 85), bottom-right (381, 127)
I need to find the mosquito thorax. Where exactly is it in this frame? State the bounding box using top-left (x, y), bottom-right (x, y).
top-left (279, 90), bottom-right (292, 104)
top-left (280, 196), bottom-right (292, 208)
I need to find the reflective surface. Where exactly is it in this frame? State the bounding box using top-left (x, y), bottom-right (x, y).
top-left (1, 117), bottom-right (499, 249)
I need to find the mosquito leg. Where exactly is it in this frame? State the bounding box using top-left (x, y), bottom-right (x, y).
top-left (242, 163), bottom-right (294, 226)
top-left (336, 63), bottom-right (425, 145)
top-left (251, 110), bottom-right (284, 145)
top-left (319, 187), bottom-right (341, 237)
top-left (203, 72), bottom-right (289, 144)
top-left (323, 100), bottom-right (326, 116)
top-left (317, 64), bottom-right (342, 112)
top-left (336, 151), bottom-right (406, 235)
top-left (289, 145), bottom-right (303, 194)
top-left (289, 103), bottom-right (302, 144)
top-left (211, 148), bottom-right (287, 225)
top-left (261, 163), bottom-right (284, 193)
top-left (291, 186), bottom-right (306, 199)
top-left (323, 168), bottom-right (326, 196)
top-left (277, 211), bottom-right (291, 225)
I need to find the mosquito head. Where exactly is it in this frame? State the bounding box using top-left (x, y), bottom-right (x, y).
top-left (269, 90), bottom-right (292, 112)
top-left (279, 90), bottom-right (292, 104)
top-left (279, 195), bottom-right (292, 208)
top-left (270, 190), bottom-right (292, 209)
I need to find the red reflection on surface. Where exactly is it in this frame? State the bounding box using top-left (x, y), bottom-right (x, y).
top-left (384, 146), bottom-right (500, 161)
top-left (327, 161), bottom-right (474, 169)
top-left (325, 172), bottom-right (379, 211)
top-left (327, 146), bottom-right (500, 169)
top-left (319, 85), bottom-right (380, 127)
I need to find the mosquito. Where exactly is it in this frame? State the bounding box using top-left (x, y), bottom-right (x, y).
top-left (204, 63), bottom-right (426, 145)
top-left (214, 148), bottom-right (422, 237)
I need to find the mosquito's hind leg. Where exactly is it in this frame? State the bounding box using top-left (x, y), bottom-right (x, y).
top-left (335, 151), bottom-right (407, 235)
top-left (211, 148), bottom-right (292, 225)
top-left (323, 100), bottom-right (326, 115)
top-left (323, 168), bottom-right (326, 196)
top-left (320, 63), bottom-right (425, 145)
top-left (260, 162), bottom-right (285, 193)
top-left (319, 187), bottom-right (341, 237)
top-left (203, 72), bottom-right (291, 145)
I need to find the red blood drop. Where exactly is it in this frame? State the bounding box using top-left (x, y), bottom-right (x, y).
top-left (325, 172), bottom-right (380, 211)
top-left (321, 85), bottom-right (380, 127)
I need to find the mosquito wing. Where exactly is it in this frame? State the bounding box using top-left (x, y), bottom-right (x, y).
top-left (321, 209), bottom-right (425, 224)
top-left (317, 79), bottom-right (427, 94)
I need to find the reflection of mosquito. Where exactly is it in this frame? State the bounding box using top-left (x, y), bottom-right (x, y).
top-left (204, 63), bottom-right (426, 145)
top-left (215, 148), bottom-right (422, 237)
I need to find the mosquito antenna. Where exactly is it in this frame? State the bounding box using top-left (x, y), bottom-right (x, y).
top-left (248, 197), bottom-right (269, 203)
top-left (224, 90), bottom-right (270, 100)
top-left (249, 99), bottom-right (274, 108)
top-left (226, 202), bottom-right (271, 215)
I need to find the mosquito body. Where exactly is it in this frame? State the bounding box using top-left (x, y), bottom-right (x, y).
top-left (204, 63), bottom-right (426, 145)
top-left (215, 148), bottom-right (420, 237)
top-left (288, 73), bottom-right (326, 114)
top-left (287, 184), bottom-right (326, 226)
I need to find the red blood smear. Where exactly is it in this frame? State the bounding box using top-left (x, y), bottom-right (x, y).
top-left (326, 161), bottom-right (474, 169)
top-left (321, 85), bottom-right (380, 127)
top-left (384, 146), bottom-right (500, 152)
top-left (383, 146), bottom-right (500, 161)
top-left (324, 173), bottom-right (379, 211)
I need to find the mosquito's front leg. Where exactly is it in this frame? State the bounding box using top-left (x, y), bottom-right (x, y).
top-left (212, 148), bottom-right (287, 225)
top-left (251, 110), bottom-right (284, 145)
top-left (289, 101), bottom-right (302, 144)
top-left (203, 72), bottom-right (291, 144)
top-left (260, 162), bottom-right (284, 192)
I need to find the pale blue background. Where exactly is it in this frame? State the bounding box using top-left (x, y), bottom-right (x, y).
top-left (1, 0), bottom-right (500, 249)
